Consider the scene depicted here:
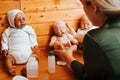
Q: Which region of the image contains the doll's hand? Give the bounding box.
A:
[2,49,8,56]
[32,46,40,54]
[33,45,38,49]
[63,41,71,47]
[54,41,64,50]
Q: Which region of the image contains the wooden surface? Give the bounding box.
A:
[0,0,84,48]
[0,1,85,79]
[0,48,84,80]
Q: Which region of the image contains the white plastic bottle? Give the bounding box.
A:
[48,51,55,73]
[26,56,38,78]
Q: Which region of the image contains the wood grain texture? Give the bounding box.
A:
[21,0,83,12]
[0,0,84,48]
[0,1,85,79]
[0,48,84,80]
[0,1,20,14]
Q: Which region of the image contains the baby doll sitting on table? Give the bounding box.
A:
[49,20,78,51]
[1,9,39,76]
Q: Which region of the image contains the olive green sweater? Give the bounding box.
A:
[71,17,120,80]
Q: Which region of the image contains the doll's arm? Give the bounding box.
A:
[71,38,79,45]
[24,26,38,48]
[1,28,10,52]
[32,45,40,55]
[49,36,57,48]
[75,34,85,45]
[67,33,78,45]
[66,23,77,38]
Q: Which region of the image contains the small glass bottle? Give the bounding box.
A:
[26,56,38,78]
[48,51,55,73]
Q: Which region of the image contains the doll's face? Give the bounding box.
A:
[14,13,26,29]
[54,23,67,37]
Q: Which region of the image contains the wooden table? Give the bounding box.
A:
[0,48,83,80]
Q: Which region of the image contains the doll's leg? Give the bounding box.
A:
[5,54,16,76]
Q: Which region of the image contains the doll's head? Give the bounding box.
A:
[80,15,93,30]
[53,21,67,37]
[7,9,26,29]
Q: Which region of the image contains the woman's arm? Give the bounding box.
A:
[54,43,76,66]
[54,44,85,79]
[49,36,57,48]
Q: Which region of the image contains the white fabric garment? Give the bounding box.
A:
[1,9,38,64]
[77,26,98,34]
[1,26,38,64]
[7,9,24,28]
[50,33,74,47]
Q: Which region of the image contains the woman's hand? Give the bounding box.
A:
[54,41,64,50]
[54,45,77,65]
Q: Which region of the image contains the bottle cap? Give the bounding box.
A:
[49,50,54,56]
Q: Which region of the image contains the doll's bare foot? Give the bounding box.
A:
[21,67,26,77]
[8,66,16,76]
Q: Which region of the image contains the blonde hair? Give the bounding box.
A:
[86,0,120,15]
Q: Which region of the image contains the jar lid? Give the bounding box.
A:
[12,75,29,80]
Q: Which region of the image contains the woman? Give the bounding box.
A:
[54,0,120,80]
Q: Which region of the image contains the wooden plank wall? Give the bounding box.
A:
[0,0,84,49]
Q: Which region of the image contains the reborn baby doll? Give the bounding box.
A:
[77,15,98,35]
[67,15,98,47]
[49,20,78,50]
[1,9,39,76]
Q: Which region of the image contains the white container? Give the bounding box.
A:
[48,51,55,73]
[26,57,38,78]
[13,76,29,80]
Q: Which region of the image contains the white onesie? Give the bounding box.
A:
[50,33,74,47]
[1,26,38,64]
[77,26,98,34]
